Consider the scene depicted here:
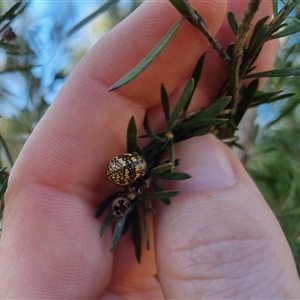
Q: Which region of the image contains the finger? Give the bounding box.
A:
[154,135,300,298]
[0,0,227,299]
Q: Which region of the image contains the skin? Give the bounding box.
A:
[0,0,300,298]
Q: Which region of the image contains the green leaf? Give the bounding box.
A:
[109,19,183,91]
[67,0,118,36]
[143,113,166,143]
[246,16,269,55]
[180,118,228,130]
[136,199,156,215]
[270,22,300,39]
[139,190,179,199]
[168,78,195,128]
[151,181,170,205]
[160,84,170,124]
[147,162,173,178]
[154,172,191,180]
[0,41,22,54]
[190,96,231,121]
[234,79,259,126]
[169,139,175,172]
[100,208,114,237]
[0,2,22,23]
[143,211,150,250]
[227,11,239,35]
[127,116,137,153]
[250,91,295,107]
[110,216,127,251]
[168,0,186,14]
[0,178,8,200]
[245,68,300,79]
[272,0,278,18]
[183,53,206,114]
[0,134,13,167]
[94,192,119,218]
[131,208,142,263]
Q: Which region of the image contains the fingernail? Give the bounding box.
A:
[166,134,236,193]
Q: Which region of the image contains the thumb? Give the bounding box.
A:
[154,134,300,299]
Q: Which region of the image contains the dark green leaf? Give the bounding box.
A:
[272,0,278,18]
[247,16,269,55]
[109,19,183,91]
[110,216,127,251]
[245,68,300,79]
[139,190,179,199]
[191,96,231,121]
[168,0,186,14]
[192,127,210,137]
[100,208,114,237]
[183,53,206,114]
[0,178,8,199]
[0,41,22,54]
[270,22,300,39]
[154,172,191,180]
[127,116,137,153]
[0,2,22,23]
[227,11,239,35]
[94,192,119,218]
[67,0,119,36]
[168,78,195,128]
[151,181,170,205]
[169,139,175,172]
[180,118,228,130]
[250,92,295,107]
[131,208,142,263]
[0,134,13,167]
[161,84,170,124]
[143,211,150,250]
[143,113,166,143]
[136,199,156,215]
[234,79,259,126]
[147,162,173,178]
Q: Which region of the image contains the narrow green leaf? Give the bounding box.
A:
[154,172,191,180]
[143,211,150,250]
[246,16,269,55]
[67,0,119,36]
[139,190,179,199]
[146,162,173,178]
[160,84,170,124]
[94,192,119,218]
[168,0,186,14]
[110,216,127,251]
[127,116,137,153]
[245,68,300,79]
[270,22,300,39]
[0,2,22,23]
[168,78,195,128]
[191,96,231,121]
[0,41,22,54]
[100,208,114,237]
[192,127,210,137]
[234,79,259,126]
[183,53,206,114]
[151,181,170,205]
[250,92,295,107]
[180,118,228,130]
[0,178,8,200]
[136,199,156,215]
[109,19,183,91]
[131,208,142,263]
[0,134,13,167]
[143,113,166,143]
[227,11,239,35]
[169,139,175,172]
[272,0,278,18]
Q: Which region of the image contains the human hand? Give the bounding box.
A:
[1,0,300,298]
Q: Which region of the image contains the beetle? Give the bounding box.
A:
[107,152,146,186]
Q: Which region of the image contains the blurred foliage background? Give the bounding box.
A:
[0,1,299,275]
